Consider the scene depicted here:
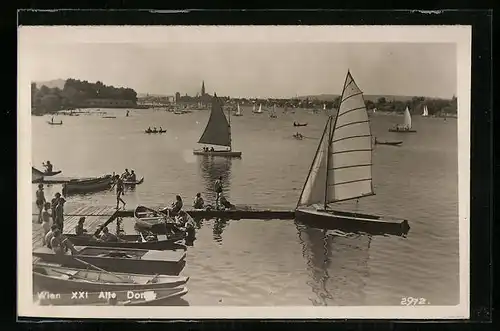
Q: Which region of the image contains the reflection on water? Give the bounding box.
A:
[212,218,229,243]
[198,156,232,204]
[297,222,372,306]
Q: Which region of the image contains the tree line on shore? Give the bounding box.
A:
[31,79,138,115]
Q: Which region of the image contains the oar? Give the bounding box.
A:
[145,273,160,284]
[72,257,131,283]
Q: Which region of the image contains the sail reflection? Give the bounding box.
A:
[296,222,371,306]
[198,156,232,204]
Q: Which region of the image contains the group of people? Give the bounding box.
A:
[42,161,54,173]
[202,147,216,152]
[146,126,164,132]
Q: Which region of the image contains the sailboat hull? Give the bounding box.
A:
[193,150,242,158]
[295,208,410,236]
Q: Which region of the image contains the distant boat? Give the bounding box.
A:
[102,116,116,119]
[293,122,308,127]
[374,138,403,146]
[47,120,62,125]
[422,105,429,117]
[323,103,326,110]
[295,70,410,235]
[269,105,277,118]
[193,93,242,158]
[389,106,417,133]
[234,103,243,116]
[253,104,263,114]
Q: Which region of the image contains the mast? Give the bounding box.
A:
[228,100,232,151]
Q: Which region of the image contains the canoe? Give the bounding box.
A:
[35,286,188,306]
[43,170,62,176]
[63,233,186,250]
[388,128,417,133]
[62,175,113,195]
[47,121,63,125]
[293,134,304,140]
[123,177,144,185]
[33,263,189,293]
[375,140,403,146]
[102,116,117,119]
[32,246,186,275]
[192,150,242,158]
[293,122,307,127]
[145,130,166,134]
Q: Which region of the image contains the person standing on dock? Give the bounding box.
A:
[41,203,53,245]
[55,197,66,233]
[111,175,126,209]
[214,176,223,208]
[51,192,61,223]
[35,184,46,223]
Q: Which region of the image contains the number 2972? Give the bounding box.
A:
[400,297,430,306]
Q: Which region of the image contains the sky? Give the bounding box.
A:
[22,42,457,99]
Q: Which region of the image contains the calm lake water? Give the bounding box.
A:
[31,107,459,306]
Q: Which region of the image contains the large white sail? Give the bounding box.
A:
[236,103,242,115]
[258,104,262,113]
[403,106,412,128]
[422,105,428,117]
[198,94,232,147]
[297,71,374,208]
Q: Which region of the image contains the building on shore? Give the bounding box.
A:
[175,81,212,108]
[81,98,136,108]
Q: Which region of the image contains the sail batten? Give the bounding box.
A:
[337,106,366,118]
[198,95,232,147]
[332,134,372,144]
[341,91,363,103]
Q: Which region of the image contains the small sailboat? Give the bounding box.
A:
[234,103,243,116]
[422,105,429,117]
[254,104,263,114]
[193,94,242,158]
[323,103,326,111]
[389,106,417,133]
[295,71,410,236]
[269,105,277,118]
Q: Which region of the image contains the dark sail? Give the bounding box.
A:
[198,94,231,147]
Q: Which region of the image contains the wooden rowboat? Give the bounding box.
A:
[32,246,187,275]
[47,121,63,125]
[33,264,189,293]
[62,175,113,195]
[123,177,144,185]
[63,233,186,250]
[375,140,403,146]
[293,122,308,127]
[35,286,188,306]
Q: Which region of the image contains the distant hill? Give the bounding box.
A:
[34,79,66,90]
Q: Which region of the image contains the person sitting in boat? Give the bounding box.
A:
[219,194,235,210]
[129,170,137,182]
[153,127,157,132]
[193,193,204,209]
[210,147,215,152]
[121,169,131,180]
[98,226,119,242]
[50,229,77,255]
[43,161,53,173]
[159,126,163,132]
[75,217,88,236]
[44,224,58,248]
[147,126,152,132]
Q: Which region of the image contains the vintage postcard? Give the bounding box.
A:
[18,25,471,319]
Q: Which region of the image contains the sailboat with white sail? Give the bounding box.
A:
[422,105,429,117]
[389,106,417,133]
[253,104,263,114]
[295,71,410,235]
[269,104,277,118]
[193,94,242,158]
[234,103,243,116]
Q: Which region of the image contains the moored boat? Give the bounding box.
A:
[35,286,188,306]
[293,122,308,127]
[63,233,186,250]
[33,245,187,275]
[295,70,410,236]
[193,93,242,158]
[62,175,113,195]
[47,120,63,125]
[33,264,189,293]
[388,107,417,133]
[374,139,403,146]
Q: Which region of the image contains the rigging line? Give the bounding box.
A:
[326,192,376,204]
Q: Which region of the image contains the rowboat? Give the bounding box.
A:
[63,233,186,250]
[47,121,63,125]
[293,133,304,140]
[293,122,308,127]
[388,107,417,133]
[123,177,144,185]
[102,116,117,119]
[33,263,189,292]
[62,175,113,195]
[193,93,242,158]
[145,130,166,134]
[33,246,186,275]
[374,140,403,146]
[35,286,188,306]
[135,206,194,238]
[32,167,62,177]
[295,71,410,236]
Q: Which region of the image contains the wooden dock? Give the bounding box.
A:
[32,204,117,252]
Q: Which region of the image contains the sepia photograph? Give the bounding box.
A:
[18,25,471,319]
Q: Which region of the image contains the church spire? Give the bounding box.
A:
[201,80,206,96]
